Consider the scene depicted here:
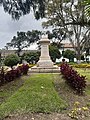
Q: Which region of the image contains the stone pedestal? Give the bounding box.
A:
[30,35,59,73]
[37,36,53,68]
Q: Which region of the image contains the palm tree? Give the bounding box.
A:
[84,0,90,19]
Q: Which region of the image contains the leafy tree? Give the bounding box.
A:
[6,30,41,57]
[49,45,61,62]
[43,0,90,62]
[26,30,41,44]
[21,51,40,64]
[0,0,46,20]
[4,54,20,68]
[6,31,28,57]
[63,50,76,62]
[46,29,67,43]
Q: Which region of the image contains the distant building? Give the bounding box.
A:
[0,49,37,59]
[59,42,75,54]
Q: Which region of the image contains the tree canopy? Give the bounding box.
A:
[6,30,41,56]
[0,0,46,20]
[43,0,90,61]
[63,49,76,62]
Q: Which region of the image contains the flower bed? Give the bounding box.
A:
[71,64,90,69]
[60,63,86,94]
[0,64,29,86]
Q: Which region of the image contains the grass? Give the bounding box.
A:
[0,75,28,105]
[76,68,90,108]
[76,68,90,110]
[74,68,90,96]
[75,68,90,81]
[0,74,67,119]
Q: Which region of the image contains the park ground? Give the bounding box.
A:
[0,68,90,120]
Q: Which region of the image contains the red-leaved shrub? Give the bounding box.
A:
[17,64,29,75]
[0,67,5,85]
[60,63,86,94]
[0,64,29,86]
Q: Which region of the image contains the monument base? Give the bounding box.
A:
[37,59,53,68]
[29,65,60,73]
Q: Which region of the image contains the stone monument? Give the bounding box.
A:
[30,35,59,73]
[37,35,53,68]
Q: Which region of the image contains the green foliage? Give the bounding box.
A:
[46,29,67,42]
[63,50,76,62]
[21,51,40,64]
[0,74,67,119]
[7,32,27,56]
[4,54,20,68]
[0,0,46,20]
[22,44,61,63]
[83,0,90,18]
[43,0,90,61]
[49,45,61,62]
[6,30,41,56]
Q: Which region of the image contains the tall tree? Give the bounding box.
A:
[46,29,67,45]
[0,0,46,20]
[6,30,41,56]
[6,31,28,56]
[43,0,90,62]
[26,30,41,44]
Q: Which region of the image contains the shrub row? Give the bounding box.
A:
[0,64,29,86]
[60,63,86,94]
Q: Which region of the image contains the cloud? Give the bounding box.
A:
[0,6,45,49]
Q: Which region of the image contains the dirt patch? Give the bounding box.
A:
[4,113,72,120]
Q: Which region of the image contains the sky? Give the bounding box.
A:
[0,6,46,50]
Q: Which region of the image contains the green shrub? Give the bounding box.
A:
[4,54,20,68]
[21,51,40,64]
[63,50,76,62]
[49,45,61,62]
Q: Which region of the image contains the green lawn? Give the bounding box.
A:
[75,68,90,81]
[0,74,67,119]
[0,75,28,105]
[78,69,90,107]
[74,68,90,95]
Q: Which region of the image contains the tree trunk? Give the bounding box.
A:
[76,47,81,64]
